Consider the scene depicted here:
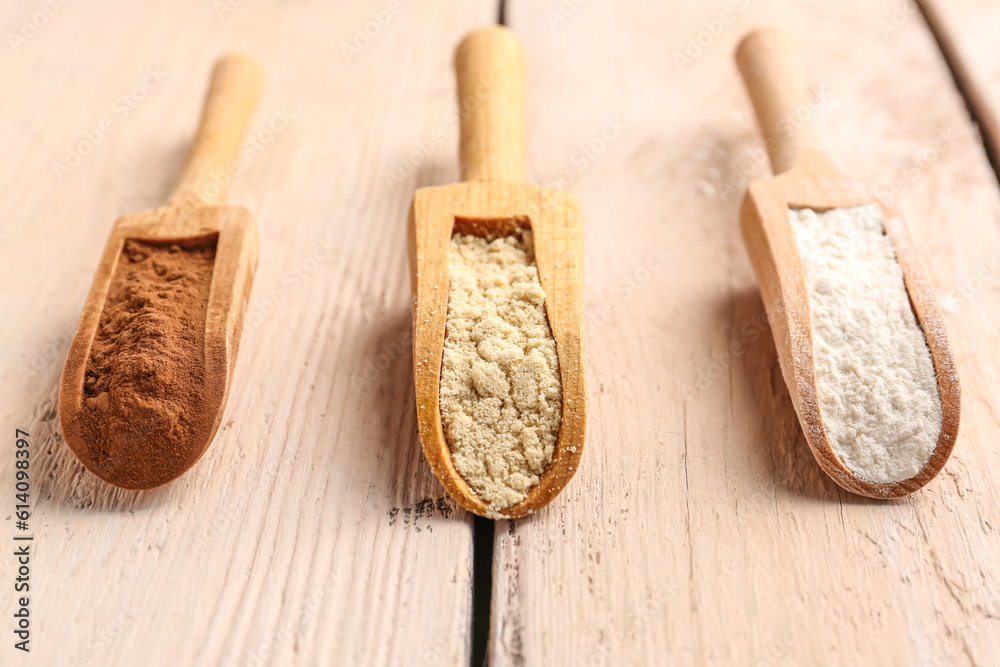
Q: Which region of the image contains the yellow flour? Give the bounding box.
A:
[440,232,562,517]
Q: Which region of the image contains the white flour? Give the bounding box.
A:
[440,232,562,516]
[789,205,941,483]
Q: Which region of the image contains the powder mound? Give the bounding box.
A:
[79,237,216,488]
[790,205,942,483]
[440,232,562,517]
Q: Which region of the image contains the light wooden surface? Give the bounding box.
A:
[920,0,1000,169]
[493,0,1000,664]
[409,26,587,518]
[2,1,1000,666]
[735,28,960,498]
[0,1,494,665]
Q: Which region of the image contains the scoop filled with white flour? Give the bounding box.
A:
[439,232,562,517]
[790,204,942,483]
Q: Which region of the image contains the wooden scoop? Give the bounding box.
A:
[59,55,264,489]
[735,29,960,497]
[408,26,586,518]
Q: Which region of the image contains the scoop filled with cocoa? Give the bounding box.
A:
[59,54,265,489]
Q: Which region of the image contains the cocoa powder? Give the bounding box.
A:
[78,236,217,488]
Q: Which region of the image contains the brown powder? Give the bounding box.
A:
[78,236,217,488]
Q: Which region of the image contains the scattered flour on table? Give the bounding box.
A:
[790,204,941,483]
[440,232,562,517]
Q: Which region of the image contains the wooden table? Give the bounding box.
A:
[1,0,999,664]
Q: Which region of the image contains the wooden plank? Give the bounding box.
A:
[918,0,1000,169]
[497,0,1000,664]
[0,1,495,665]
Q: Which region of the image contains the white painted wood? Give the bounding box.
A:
[495,1,1000,664]
[919,0,1000,165]
[5,1,1000,665]
[0,1,496,665]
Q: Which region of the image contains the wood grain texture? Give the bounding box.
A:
[918,0,1000,170]
[0,1,496,665]
[736,29,960,498]
[409,26,587,518]
[495,0,1000,664]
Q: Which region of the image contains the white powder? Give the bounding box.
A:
[790,205,942,483]
[440,232,562,517]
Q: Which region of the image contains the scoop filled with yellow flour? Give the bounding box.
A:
[440,232,562,517]
[790,205,942,483]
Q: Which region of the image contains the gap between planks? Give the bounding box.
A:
[917,0,1000,184]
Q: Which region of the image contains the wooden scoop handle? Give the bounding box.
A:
[735,29,828,175]
[169,54,265,208]
[454,26,526,184]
